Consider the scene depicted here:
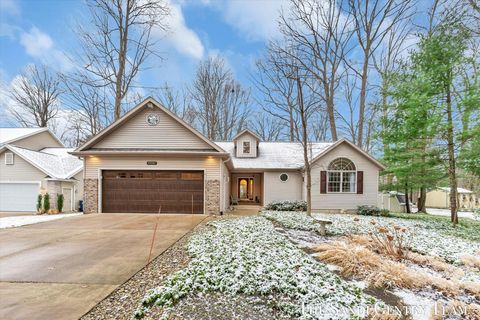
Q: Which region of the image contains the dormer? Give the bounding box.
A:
[233,129,260,158]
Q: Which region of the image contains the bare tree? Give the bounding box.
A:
[279,0,353,141]
[250,112,284,141]
[344,0,413,148]
[190,56,250,140]
[156,84,197,124]
[253,42,298,141]
[76,0,169,120]
[9,65,61,127]
[62,72,112,142]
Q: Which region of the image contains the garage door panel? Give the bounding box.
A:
[102,170,204,214]
[0,183,39,212]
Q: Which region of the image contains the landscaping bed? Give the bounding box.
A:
[135,216,378,320]
[263,211,480,320]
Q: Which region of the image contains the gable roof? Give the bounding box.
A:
[309,138,385,170]
[215,142,333,169]
[1,145,83,179]
[233,129,261,142]
[73,97,226,154]
[0,128,63,147]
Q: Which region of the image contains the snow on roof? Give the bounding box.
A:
[438,187,473,194]
[215,142,333,169]
[0,128,46,145]
[7,145,82,179]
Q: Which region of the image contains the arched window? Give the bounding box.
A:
[327,158,356,193]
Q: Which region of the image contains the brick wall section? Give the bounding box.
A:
[205,179,220,215]
[83,179,98,213]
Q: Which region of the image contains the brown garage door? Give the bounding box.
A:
[102,170,204,214]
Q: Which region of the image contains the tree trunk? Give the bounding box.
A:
[357,50,370,149]
[326,94,337,141]
[405,187,411,213]
[446,83,458,225]
[417,187,427,213]
[296,77,311,216]
[114,1,130,120]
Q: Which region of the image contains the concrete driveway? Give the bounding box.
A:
[0,213,206,320]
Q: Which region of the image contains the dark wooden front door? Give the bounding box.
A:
[102,170,204,213]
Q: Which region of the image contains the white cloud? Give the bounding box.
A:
[155,1,205,60]
[18,27,73,71]
[219,0,288,41]
[20,27,53,57]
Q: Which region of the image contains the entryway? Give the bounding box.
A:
[231,173,263,205]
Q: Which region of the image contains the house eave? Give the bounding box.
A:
[70,150,231,157]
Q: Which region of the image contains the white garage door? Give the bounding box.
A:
[0,182,40,212]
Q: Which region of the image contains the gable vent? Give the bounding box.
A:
[5,152,14,165]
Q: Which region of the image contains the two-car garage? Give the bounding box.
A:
[101,170,204,214]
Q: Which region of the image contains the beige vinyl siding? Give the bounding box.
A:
[425,190,478,209]
[93,108,213,150]
[13,131,63,151]
[235,132,258,158]
[425,189,449,208]
[0,150,46,187]
[263,171,303,205]
[85,155,221,181]
[310,143,379,210]
[221,162,230,212]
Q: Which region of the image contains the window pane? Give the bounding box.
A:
[243,141,250,153]
[328,172,341,192]
[342,172,356,192]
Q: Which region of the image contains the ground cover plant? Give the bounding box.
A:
[262,211,480,319]
[135,216,378,319]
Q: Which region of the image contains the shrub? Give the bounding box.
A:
[37,194,42,212]
[357,205,385,216]
[57,194,64,213]
[43,193,50,212]
[264,200,307,211]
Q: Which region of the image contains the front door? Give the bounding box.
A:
[238,178,254,200]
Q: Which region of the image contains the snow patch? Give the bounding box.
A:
[0,213,82,228]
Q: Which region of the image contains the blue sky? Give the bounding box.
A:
[0,0,286,112]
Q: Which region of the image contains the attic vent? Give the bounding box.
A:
[5,152,14,165]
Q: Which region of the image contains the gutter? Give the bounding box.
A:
[69,151,231,157]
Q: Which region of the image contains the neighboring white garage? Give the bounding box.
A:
[0,182,40,212]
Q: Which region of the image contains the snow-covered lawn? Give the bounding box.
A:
[0,213,82,229]
[136,216,377,319]
[262,211,480,263]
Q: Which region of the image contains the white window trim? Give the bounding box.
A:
[327,170,357,194]
[5,152,14,165]
[279,173,289,182]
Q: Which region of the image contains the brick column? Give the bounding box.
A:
[83,179,98,213]
[205,179,220,215]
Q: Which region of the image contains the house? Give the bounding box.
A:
[71,98,384,214]
[426,187,479,210]
[0,128,83,212]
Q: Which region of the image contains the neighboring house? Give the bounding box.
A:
[426,187,479,210]
[0,128,83,212]
[72,98,384,215]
